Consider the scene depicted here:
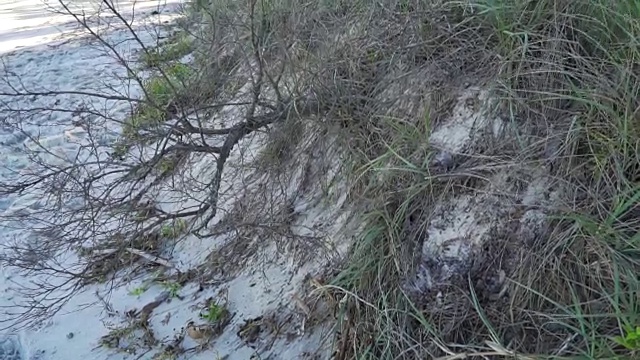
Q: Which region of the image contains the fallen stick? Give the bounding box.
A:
[125,247,176,269]
[89,247,175,268]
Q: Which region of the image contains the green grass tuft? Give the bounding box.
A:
[141,34,194,68]
[122,63,193,142]
[160,219,188,239]
[199,302,228,324]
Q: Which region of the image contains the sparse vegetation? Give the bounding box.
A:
[160,219,188,239]
[158,280,181,298]
[122,62,193,142]
[152,352,179,360]
[128,285,149,297]
[315,0,640,359]
[157,156,179,174]
[257,118,306,170]
[615,325,640,351]
[152,354,175,360]
[175,0,640,358]
[199,302,228,324]
[141,33,194,68]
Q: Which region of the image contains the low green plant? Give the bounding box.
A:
[199,302,228,323]
[145,63,192,106]
[111,141,130,160]
[157,157,178,173]
[164,62,192,83]
[128,285,149,297]
[122,63,193,141]
[166,36,194,59]
[614,325,640,350]
[122,106,165,140]
[141,35,194,68]
[153,351,178,360]
[160,219,188,239]
[145,77,174,106]
[159,280,182,298]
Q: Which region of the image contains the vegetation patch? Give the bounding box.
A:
[318,0,640,358]
[99,323,140,353]
[190,298,232,344]
[129,284,149,297]
[158,280,182,299]
[160,218,188,239]
[99,316,156,355]
[121,63,194,145]
[128,275,182,299]
[141,33,194,68]
[199,300,229,324]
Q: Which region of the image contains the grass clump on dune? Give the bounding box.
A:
[474,1,640,357]
[141,33,194,68]
[121,63,193,142]
[257,0,640,358]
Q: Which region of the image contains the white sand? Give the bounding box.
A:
[0,1,186,358]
